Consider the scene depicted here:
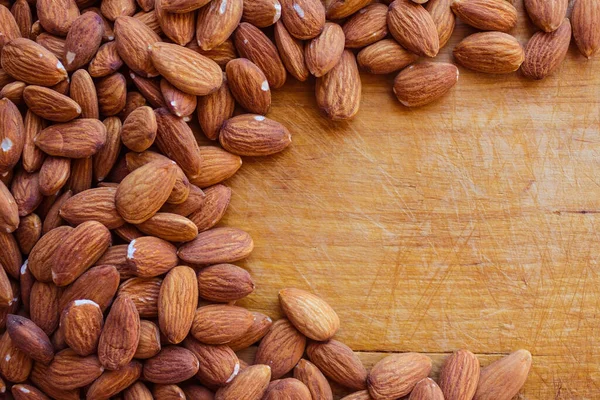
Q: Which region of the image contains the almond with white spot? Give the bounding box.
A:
[215,364,272,400]
[393,62,458,107]
[0,98,24,174]
[226,58,271,115]
[342,4,388,49]
[63,11,104,72]
[196,0,244,51]
[126,236,179,277]
[220,114,291,156]
[1,38,68,86]
[243,0,282,27]
[59,265,120,313]
[161,78,198,119]
[60,299,103,356]
[23,86,81,122]
[183,337,241,386]
[114,16,161,78]
[280,0,325,39]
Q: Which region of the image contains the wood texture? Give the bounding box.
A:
[212,4,599,399]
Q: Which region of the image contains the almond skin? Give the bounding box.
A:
[215,364,271,400]
[190,146,242,188]
[0,330,32,383]
[256,319,307,379]
[64,12,104,71]
[197,263,254,302]
[0,98,25,173]
[226,58,271,115]
[524,0,567,32]
[114,16,161,77]
[87,360,142,400]
[126,236,179,277]
[294,359,334,400]
[96,72,127,116]
[161,184,206,216]
[155,0,195,45]
[98,295,141,370]
[35,33,66,62]
[15,213,42,254]
[274,21,309,82]
[454,31,524,74]
[451,0,517,31]
[439,349,480,400]
[357,39,418,75]
[367,353,433,400]
[279,288,340,341]
[60,186,125,229]
[60,299,103,356]
[158,266,198,344]
[305,22,345,77]
[340,391,373,400]
[59,265,120,312]
[28,226,73,282]
[39,156,70,196]
[134,320,161,358]
[220,114,291,156]
[315,50,361,121]
[11,169,43,217]
[393,62,459,107]
[12,384,51,400]
[178,226,254,264]
[36,0,79,36]
[137,213,198,242]
[35,119,107,158]
[190,304,254,345]
[473,350,532,400]
[161,78,198,118]
[183,337,240,386]
[10,1,28,40]
[101,0,137,21]
[342,4,388,49]
[307,340,368,390]
[125,382,154,400]
[1,38,68,86]
[196,0,243,51]
[119,277,162,318]
[521,18,571,80]
[387,0,439,57]
[197,78,236,140]
[193,39,239,67]
[47,349,103,390]
[426,0,456,48]
[243,0,282,27]
[263,378,312,400]
[6,314,53,364]
[121,106,157,152]
[279,0,325,39]
[409,378,444,400]
[572,0,600,58]
[89,41,124,78]
[143,346,200,384]
[30,362,79,400]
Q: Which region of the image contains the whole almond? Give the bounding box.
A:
[426,0,456,48]
[256,319,306,379]
[15,213,42,254]
[183,337,241,386]
[114,16,161,77]
[93,118,122,182]
[1,38,68,86]
[161,78,198,118]
[39,156,71,196]
[0,80,25,105]
[10,0,31,39]
[178,226,254,264]
[60,299,103,356]
[6,314,53,364]
[188,184,231,232]
[87,360,142,400]
[226,58,271,115]
[121,106,157,152]
[126,236,179,277]
[0,98,24,173]
[0,265,13,307]
[357,39,418,75]
[315,50,361,120]
[0,180,18,233]
[521,18,571,79]
[89,41,124,78]
[220,114,291,156]
[134,319,161,358]
[161,0,212,12]
[243,0,282,27]
[439,349,480,400]
[24,86,81,123]
[524,0,567,32]
[144,346,200,383]
[343,4,388,49]
[0,330,32,383]
[59,265,120,312]
[367,353,432,399]
[101,0,137,20]
[191,304,254,344]
[393,62,458,107]
[190,146,242,188]
[66,157,93,194]
[341,391,373,400]
[197,78,236,140]
[35,119,107,158]
[305,22,345,77]
[30,362,79,400]
[47,348,103,389]
[234,22,287,89]
[307,340,367,390]
[196,0,243,51]
[28,226,72,282]
[454,31,524,74]
[35,33,66,62]
[70,69,100,119]
[63,12,104,71]
[193,38,239,67]
[116,159,178,224]
[155,0,195,45]
[12,384,51,400]
[280,0,325,39]
[197,263,253,302]
[134,9,163,35]
[274,21,309,82]
[228,311,273,351]
[215,364,271,400]
[264,378,312,400]
[279,288,339,341]
[473,350,532,400]
[409,378,444,400]
[0,5,21,50]
[98,295,140,370]
[22,110,45,173]
[125,382,154,400]
[294,359,333,400]
[388,0,439,57]
[96,72,127,116]
[11,169,43,216]
[137,213,197,242]
[154,384,187,399]
[36,0,79,36]
[158,266,198,344]
[161,184,206,216]
[572,0,600,58]
[451,0,517,32]
[42,190,72,234]
[130,74,166,107]
[119,277,162,318]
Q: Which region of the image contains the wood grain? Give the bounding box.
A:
[208,3,600,398]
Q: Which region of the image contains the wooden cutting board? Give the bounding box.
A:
[212,3,600,398]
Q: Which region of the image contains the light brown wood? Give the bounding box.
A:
[210,4,600,399]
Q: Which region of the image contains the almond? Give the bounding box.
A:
[197,78,236,140]
[474,350,532,400]
[87,360,142,400]
[11,170,42,217]
[178,226,254,264]
[161,78,198,118]
[154,384,187,399]
[52,221,112,286]
[60,299,103,357]
[130,74,166,108]
[134,319,161,358]
[116,159,178,224]
[39,156,71,196]
[367,353,432,400]
[12,384,51,400]
[343,4,388,49]
[136,213,197,242]
[0,80,25,105]
[191,304,254,345]
[183,337,240,386]
[0,98,24,173]
[439,349,480,400]
[66,156,93,194]
[315,50,361,120]
[30,362,80,400]
[114,223,144,242]
[256,319,306,379]
[0,265,13,307]
[121,106,157,152]
[125,382,154,400]
[96,72,127,116]
[188,184,231,232]
[572,0,600,58]
[393,62,458,107]
[144,346,200,383]
[425,0,455,48]
[101,0,137,20]
[0,180,18,233]
[158,266,198,344]
[15,213,41,254]
[243,0,282,27]
[35,119,108,158]
[89,41,124,78]
[35,33,66,62]
[161,0,212,12]
[305,22,345,77]
[274,21,309,82]
[183,384,219,399]
[28,226,72,282]
[126,236,179,277]
[47,348,103,389]
[70,69,100,119]
[119,277,162,318]
[197,263,254,302]
[59,265,120,313]
[0,5,21,51]
[60,187,124,229]
[161,184,206,216]
[454,31,524,74]
[307,340,367,390]
[280,0,325,39]
[22,110,45,173]
[155,0,195,45]
[409,378,444,400]
[36,0,79,36]
[341,391,373,400]
[294,359,333,400]
[228,311,273,351]
[521,18,571,79]
[279,288,339,341]
[215,364,271,400]
[451,0,517,32]
[114,16,161,77]
[196,0,243,51]
[234,22,287,88]
[326,0,370,19]
[0,331,32,383]
[10,0,31,39]
[357,39,418,75]
[6,314,53,364]
[134,9,163,35]
[226,58,271,115]
[190,146,242,188]
[119,91,148,119]
[264,378,312,400]
[192,38,239,68]
[98,295,140,370]
[63,11,104,71]
[524,0,567,33]
[220,114,291,156]
[2,37,66,86]
[42,190,72,234]
[388,0,439,57]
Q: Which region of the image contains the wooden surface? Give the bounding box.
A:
[216,2,600,398]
